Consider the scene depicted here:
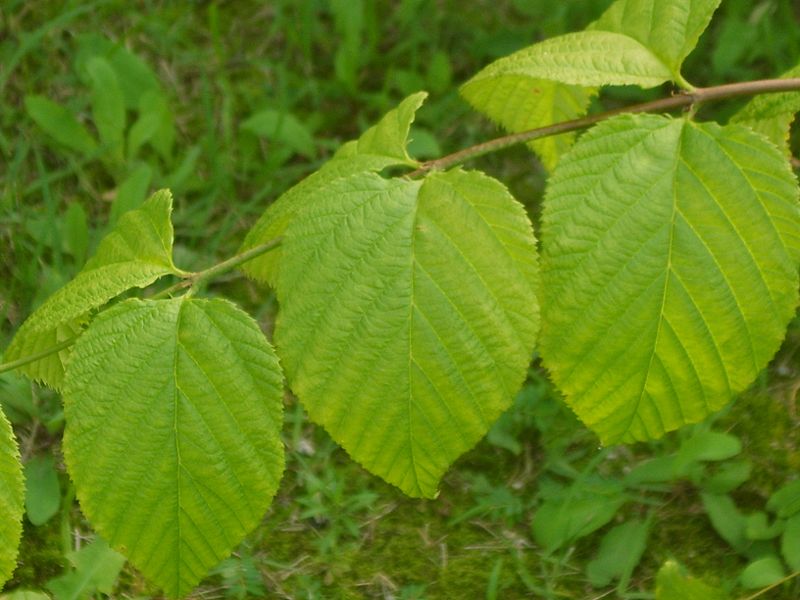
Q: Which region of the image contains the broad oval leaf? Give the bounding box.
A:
[241,108,317,159]
[460,76,595,171]
[63,297,284,598]
[276,169,539,498]
[0,406,24,587]
[239,92,427,287]
[5,190,182,389]
[24,95,97,156]
[540,114,800,444]
[732,63,800,157]
[465,30,672,89]
[592,0,721,80]
[87,56,126,163]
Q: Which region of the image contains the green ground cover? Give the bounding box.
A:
[1,0,799,597]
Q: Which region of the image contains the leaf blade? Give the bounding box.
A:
[465,31,672,88]
[5,189,180,389]
[592,0,722,78]
[0,407,24,588]
[62,297,285,597]
[24,95,97,156]
[240,92,427,287]
[540,114,800,443]
[276,169,539,497]
[731,62,800,157]
[461,75,595,171]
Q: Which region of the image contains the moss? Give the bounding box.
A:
[4,518,64,591]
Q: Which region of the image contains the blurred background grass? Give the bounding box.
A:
[1,0,799,598]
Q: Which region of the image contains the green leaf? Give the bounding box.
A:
[109,163,153,225]
[675,431,741,471]
[745,511,784,541]
[739,556,786,589]
[461,76,594,171]
[732,63,800,157]
[24,95,97,156]
[465,31,671,88]
[46,537,125,600]
[532,480,626,552]
[5,190,181,390]
[87,56,126,163]
[24,454,60,526]
[75,34,161,109]
[701,492,747,552]
[781,513,800,571]
[62,297,285,598]
[63,203,89,266]
[129,90,175,162]
[276,169,539,498]
[655,560,730,600]
[701,460,752,494]
[767,479,800,518]
[241,108,316,159]
[240,92,427,287]
[0,407,24,588]
[592,0,721,80]
[586,519,650,588]
[624,455,678,485]
[540,114,800,444]
[0,592,51,600]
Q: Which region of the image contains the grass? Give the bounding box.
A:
[1,0,800,598]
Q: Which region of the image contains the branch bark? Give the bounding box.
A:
[408,77,800,178]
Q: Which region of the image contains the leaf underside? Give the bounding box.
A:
[461,0,722,169]
[240,92,427,287]
[540,114,800,444]
[467,31,672,88]
[276,169,539,498]
[63,297,285,598]
[0,406,24,588]
[731,62,800,157]
[4,190,180,389]
[591,0,722,78]
[461,76,595,171]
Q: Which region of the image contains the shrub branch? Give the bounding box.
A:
[2,76,799,375]
[408,77,800,177]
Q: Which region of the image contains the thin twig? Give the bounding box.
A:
[408,77,800,177]
[3,76,799,375]
[0,237,282,374]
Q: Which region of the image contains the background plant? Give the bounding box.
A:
[2,0,800,598]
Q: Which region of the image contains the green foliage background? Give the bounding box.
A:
[1,0,800,598]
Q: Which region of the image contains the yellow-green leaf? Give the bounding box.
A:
[276,169,539,498]
[540,114,800,444]
[63,297,284,598]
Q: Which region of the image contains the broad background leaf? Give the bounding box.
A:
[63,297,284,598]
[23,454,60,526]
[540,114,800,444]
[46,537,125,600]
[5,190,181,390]
[241,108,317,159]
[276,169,539,498]
[24,95,97,156]
[731,62,800,156]
[87,56,125,163]
[0,407,24,588]
[239,92,426,287]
